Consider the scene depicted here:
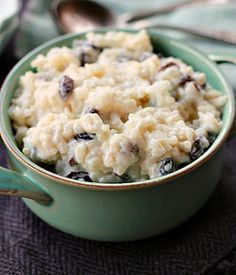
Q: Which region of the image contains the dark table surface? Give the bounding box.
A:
[1,1,236,274]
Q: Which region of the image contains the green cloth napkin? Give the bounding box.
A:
[15,0,236,88]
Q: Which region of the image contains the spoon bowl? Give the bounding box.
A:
[51,0,117,33]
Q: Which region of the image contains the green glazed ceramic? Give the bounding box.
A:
[0,29,235,242]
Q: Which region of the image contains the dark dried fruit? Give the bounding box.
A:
[69,157,77,166]
[79,52,86,67]
[159,62,177,72]
[189,136,208,161]
[73,40,102,66]
[59,75,74,100]
[87,108,98,114]
[129,143,139,154]
[159,158,175,176]
[179,75,194,85]
[66,171,92,182]
[74,132,96,141]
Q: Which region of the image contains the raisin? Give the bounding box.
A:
[69,157,77,166]
[87,108,98,114]
[74,132,96,141]
[79,52,86,67]
[66,171,92,182]
[159,62,177,72]
[179,75,194,85]
[189,136,208,161]
[73,40,102,66]
[129,143,139,154]
[59,75,74,100]
[159,158,175,176]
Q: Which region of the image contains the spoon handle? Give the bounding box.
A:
[120,0,223,23]
[132,22,236,46]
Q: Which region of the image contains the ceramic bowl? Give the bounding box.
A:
[0,29,235,241]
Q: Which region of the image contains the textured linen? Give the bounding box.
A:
[1,0,236,274]
[0,140,236,274]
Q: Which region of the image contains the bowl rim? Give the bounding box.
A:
[0,28,235,190]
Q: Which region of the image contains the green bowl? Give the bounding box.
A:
[0,29,235,241]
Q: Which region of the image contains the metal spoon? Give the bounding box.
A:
[51,0,236,45]
[51,0,210,32]
[51,0,230,32]
[51,0,116,33]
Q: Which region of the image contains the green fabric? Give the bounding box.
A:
[15,0,236,88]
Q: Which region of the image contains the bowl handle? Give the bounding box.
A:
[208,54,236,139]
[0,138,52,205]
